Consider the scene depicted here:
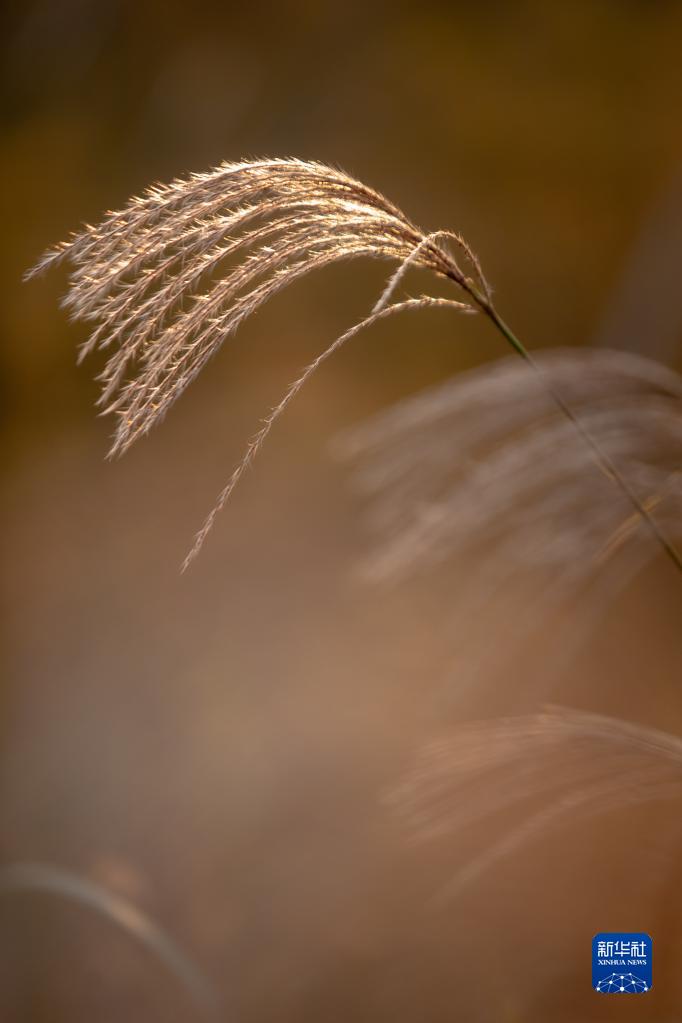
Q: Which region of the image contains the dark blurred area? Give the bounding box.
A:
[2,2,682,1020]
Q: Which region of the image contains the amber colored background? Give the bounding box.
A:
[2,2,682,1020]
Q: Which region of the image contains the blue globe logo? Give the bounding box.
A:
[592,933,652,993]
[596,972,648,993]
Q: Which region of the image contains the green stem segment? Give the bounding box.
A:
[463,279,682,577]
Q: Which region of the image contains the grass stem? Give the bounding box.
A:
[461,278,682,578]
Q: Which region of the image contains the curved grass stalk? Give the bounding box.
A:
[0,862,220,1017]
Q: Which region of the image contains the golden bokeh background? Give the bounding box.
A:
[2,2,682,1020]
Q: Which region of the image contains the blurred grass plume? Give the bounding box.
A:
[338,348,682,585]
[389,707,682,903]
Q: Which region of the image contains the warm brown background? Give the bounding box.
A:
[2,2,682,1021]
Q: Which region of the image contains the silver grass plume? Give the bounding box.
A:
[26,158,478,567]
[388,707,682,903]
[27,158,681,571]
